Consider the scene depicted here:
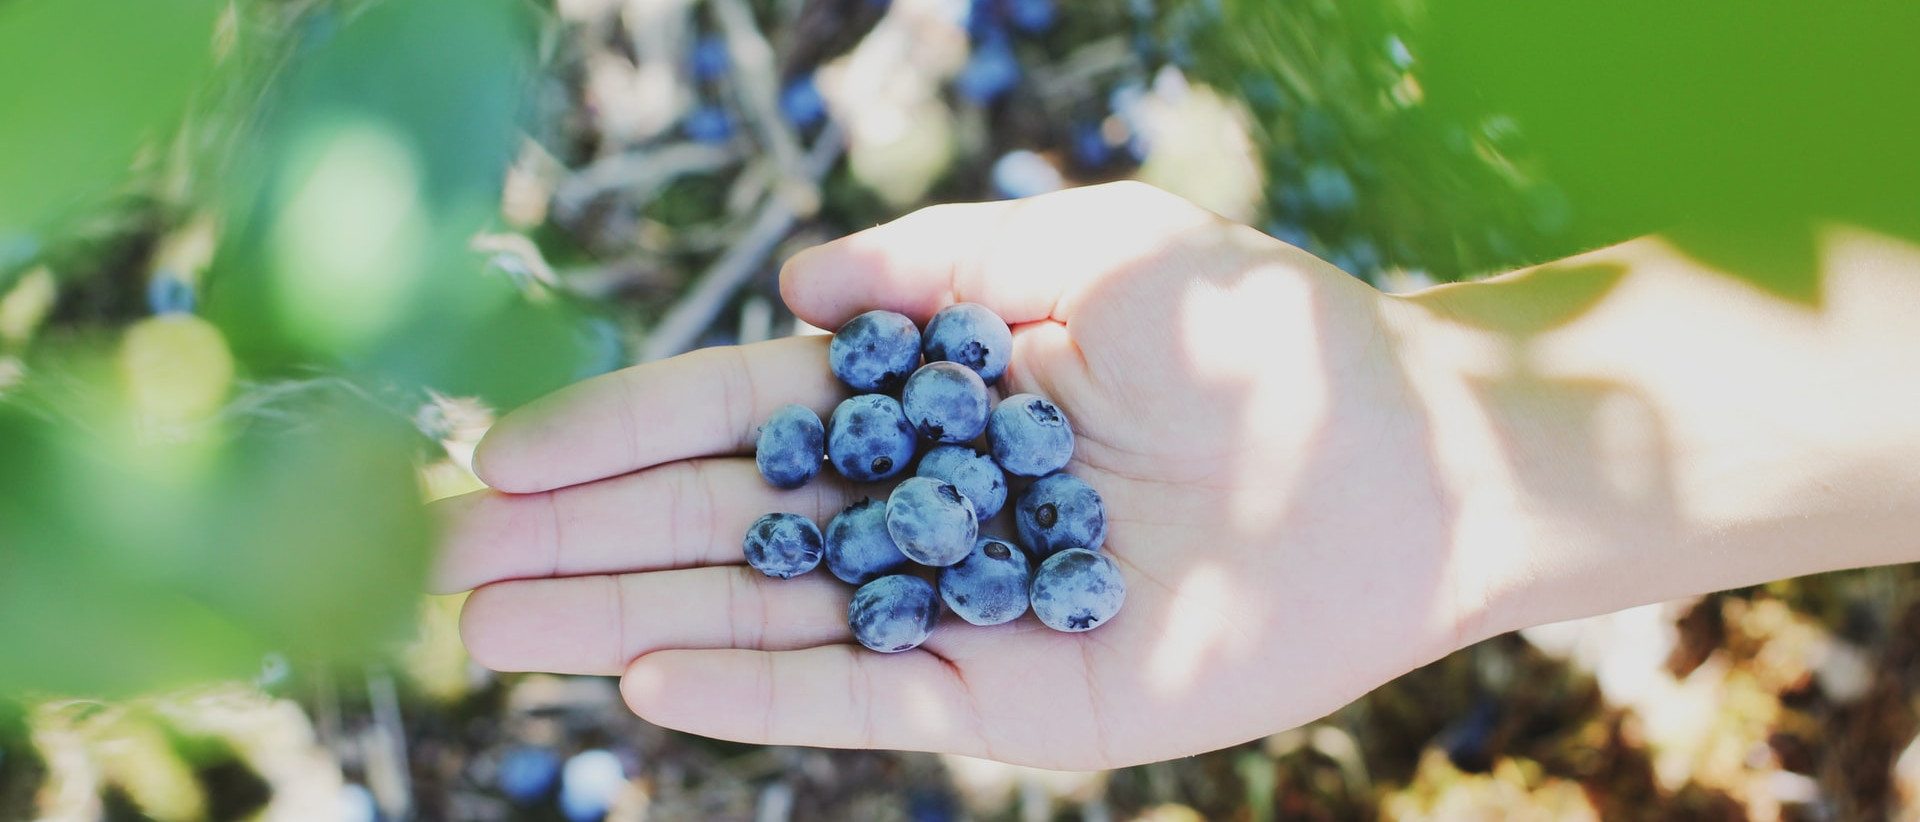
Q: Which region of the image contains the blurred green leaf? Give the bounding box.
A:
[0,0,222,234]
[0,390,431,698]
[1419,0,1920,299]
[207,0,587,407]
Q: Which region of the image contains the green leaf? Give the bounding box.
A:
[207,0,587,406]
[0,390,431,698]
[0,0,222,233]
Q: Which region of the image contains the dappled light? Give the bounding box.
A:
[4,0,1918,817]
[268,121,430,354]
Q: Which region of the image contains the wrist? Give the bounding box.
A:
[1375,287,1537,647]
[1386,229,1920,643]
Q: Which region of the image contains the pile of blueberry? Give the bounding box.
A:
[747,303,1125,653]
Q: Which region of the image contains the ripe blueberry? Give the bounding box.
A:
[559,749,627,822]
[938,538,1032,626]
[824,497,911,585]
[755,403,825,489]
[827,394,917,482]
[915,444,1008,521]
[1015,472,1106,558]
[1030,548,1125,632]
[830,310,922,392]
[921,302,1013,384]
[496,746,560,804]
[901,361,990,443]
[986,393,1074,476]
[742,512,823,579]
[885,476,978,567]
[849,575,939,653]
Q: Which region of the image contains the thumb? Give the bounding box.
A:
[778,181,1221,331]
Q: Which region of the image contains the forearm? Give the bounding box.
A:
[1387,228,1920,640]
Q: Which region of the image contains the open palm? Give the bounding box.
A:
[435,183,1482,769]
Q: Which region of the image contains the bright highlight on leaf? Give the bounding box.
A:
[270,121,429,353]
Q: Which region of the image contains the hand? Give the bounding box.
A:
[433,182,1485,770]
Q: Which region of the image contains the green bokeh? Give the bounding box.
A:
[0,0,222,235]
[207,0,591,409]
[0,390,431,697]
[0,0,587,698]
[1202,0,1920,294]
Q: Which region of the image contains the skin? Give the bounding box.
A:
[433,181,1920,770]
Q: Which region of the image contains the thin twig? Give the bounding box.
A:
[711,0,818,215]
[638,121,844,362]
[551,142,738,224]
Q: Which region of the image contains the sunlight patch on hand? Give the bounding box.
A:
[1178,269,1329,534]
[1145,563,1256,697]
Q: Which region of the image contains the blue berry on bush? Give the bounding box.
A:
[780,73,826,129]
[743,512,823,579]
[987,393,1074,476]
[690,34,730,82]
[755,403,825,489]
[1006,0,1057,34]
[886,476,978,567]
[825,497,911,584]
[849,574,940,653]
[938,538,1032,626]
[1015,472,1105,558]
[559,749,627,822]
[830,310,922,392]
[902,361,991,443]
[497,746,561,804]
[684,104,734,144]
[915,445,1007,521]
[827,394,918,482]
[922,302,1013,384]
[1030,548,1125,632]
[954,30,1020,105]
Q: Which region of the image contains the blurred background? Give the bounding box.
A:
[1,0,1916,818]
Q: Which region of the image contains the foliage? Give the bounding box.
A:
[0,0,596,697]
[1200,0,1920,295]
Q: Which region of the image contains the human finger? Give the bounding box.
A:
[473,335,842,494]
[429,459,864,595]
[459,568,852,676]
[620,645,990,757]
[778,181,1220,330]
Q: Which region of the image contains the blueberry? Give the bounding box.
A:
[938,538,1032,626]
[743,512,823,579]
[756,404,825,489]
[830,310,922,392]
[148,270,195,315]
[921,302,1013,384]
[1072,122,1112,168]
[690,34,730,82]
[827,394,917,482]
[1015,472,1105,559]
[685,104,734,144]
[1303,162,1357,215]
[986,393,1074,477]
[825,498,911,584]
[1029,548,1125,633]
[849,575,939,653]
[559,749,627,822]
[901,362,990,443]
[954,30,1020,105]
[1005,0,1056,34]
[885,476,978,567]
[339,784,378,822]
[497,746,561,804]
[915,445,1008,521]
[780,73,827,129]
[991,149,1065,200]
